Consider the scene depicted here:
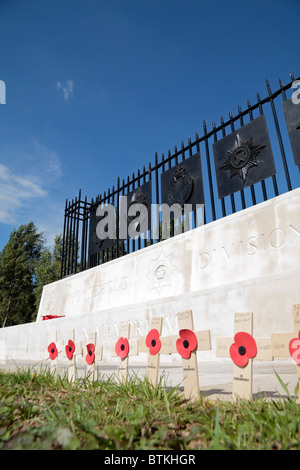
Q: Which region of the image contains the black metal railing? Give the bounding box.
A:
[61,72,300,278]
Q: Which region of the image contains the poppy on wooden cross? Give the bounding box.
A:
[46,331,63,375]
[139,317,163,387]
[271,304,300,402]
[111,323,139,383]
[176,310,211,401]
[153,310,211,401]
[62,329,83,383]
[216,312,273,400]
[84,331,103,382]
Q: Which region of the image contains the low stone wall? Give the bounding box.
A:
[0,188,299,366]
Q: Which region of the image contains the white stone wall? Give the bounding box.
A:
[0,188,299,366]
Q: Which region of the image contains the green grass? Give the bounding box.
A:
[0,368,299,450]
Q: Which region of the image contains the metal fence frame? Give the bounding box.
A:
[61,72,300,278]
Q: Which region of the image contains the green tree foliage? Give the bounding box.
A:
[0,223,62,327]
[0,222,44,327]
[34,234,62,314]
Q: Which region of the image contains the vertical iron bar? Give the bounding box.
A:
[137,170,141,251]
[66,201,71,275]
[126,178,130,254]
[142,165,147,249]
[266,78,292,191]
[181,141,190,233]
[188,136,193,157]
[174,145,178,166]
[74,190,80,274]
[181,141,185,161]
[102,191,107,263]
[70,198,74,273]
[279,78,287,101]
[131,173,136,253]
[121,180,125,256]
[111,185,115,260]
[148,162,153,245]
[228,111,236,214]
[238,104,256,206]
[214,119,225,218]
[71,197,77,274]
[116,177,120,258]
[257,92,279,196]
[61,199,67,278]
[248,98,267,201]
[80,197,87,272]
[196,132,206,225]
[107,188,111,261]
[155,152,160,242]
[203,120,216,221]
[188,136,196,228]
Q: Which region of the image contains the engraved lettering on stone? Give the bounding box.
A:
[198,224,299,270]
[268,228,286,248]
[70,276,129,303]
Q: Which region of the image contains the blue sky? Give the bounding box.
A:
[0,0,299,251]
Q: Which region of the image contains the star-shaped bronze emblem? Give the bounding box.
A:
[220,134,265,182]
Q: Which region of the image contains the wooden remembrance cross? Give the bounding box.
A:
[176,310,211,401]
[84,331,103,382]
[157,310,211,401]
[139,317,163,387]
[62,329,83,383]
[46,330,63,375]
[271,304,300,402]
[216,312,273,400]
[112,323,139,383]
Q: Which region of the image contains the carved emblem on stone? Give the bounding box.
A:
[219,134,265,182]
[146,251,176,294]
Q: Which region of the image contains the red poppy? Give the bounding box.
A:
[146,329,161,356]
[48,342,58,360]
[65,339,75,360]
[115,337,129,359]
[230,332,257,367]
[86,343,95,365]
[176,329,198,359]
[42,315,65,320]
[289,331,300,365]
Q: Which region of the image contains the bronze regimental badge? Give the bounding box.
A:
[160,152,205,219]
[88,204,114,263]
[120,181,152,239]
[212,115,276,199]
[127,189,150,234]
[219,134,265,182]
[167,166,194,206]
